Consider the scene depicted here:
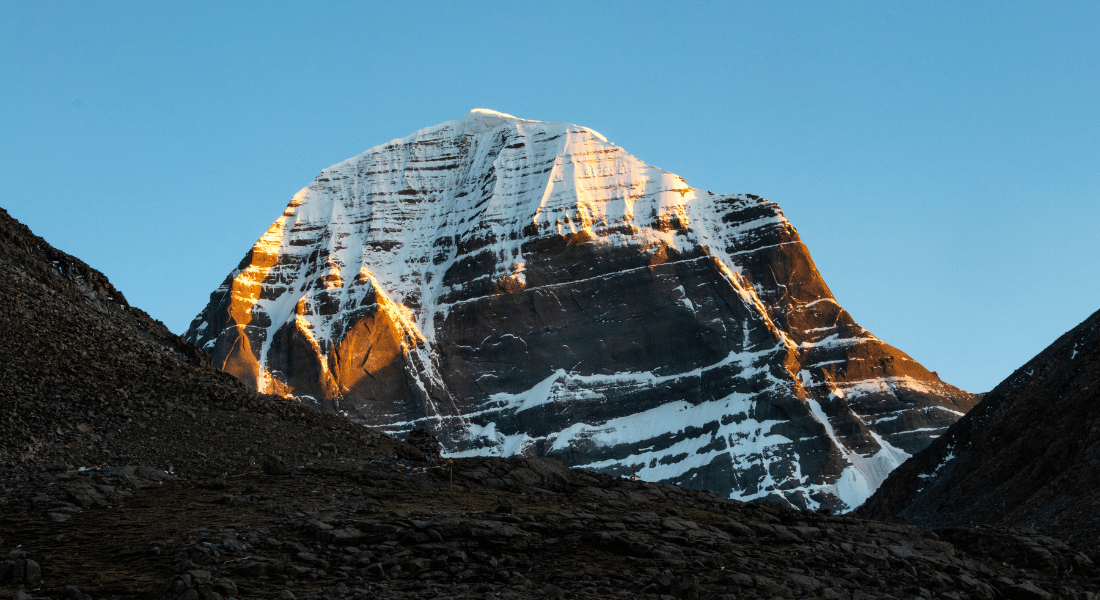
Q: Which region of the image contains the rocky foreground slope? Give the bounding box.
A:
[3,209,1099,599]
[6,453,1100,600]
[0,208,391,481]
[186,109,977,512]
[858,307,1100,547]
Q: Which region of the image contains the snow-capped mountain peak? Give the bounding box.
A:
[187,110,978,512]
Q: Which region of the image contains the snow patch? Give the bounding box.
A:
[917,443,957,482]
[805,397,911,511]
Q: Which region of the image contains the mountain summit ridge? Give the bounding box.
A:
[186,109,978,512]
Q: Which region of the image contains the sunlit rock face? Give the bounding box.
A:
[186,109,978,512]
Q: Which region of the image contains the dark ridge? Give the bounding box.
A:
[859,307,1100,548]
[0,207,397,478]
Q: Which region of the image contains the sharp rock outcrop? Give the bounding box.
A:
[186,109,979,512]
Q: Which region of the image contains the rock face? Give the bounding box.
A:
[186,109,978,511]
[858,307,1100,545]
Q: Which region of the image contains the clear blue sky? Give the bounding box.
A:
[3,2,1098,393]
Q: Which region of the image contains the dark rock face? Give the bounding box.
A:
[186,109,978,511]
[859,307,1100,546]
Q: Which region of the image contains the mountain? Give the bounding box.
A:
[858,307,1100,546]
[186,109,978,512]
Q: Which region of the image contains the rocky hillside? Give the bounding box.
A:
[0,206,397,482]
[186,109,978,512]
[858,308,1100,546]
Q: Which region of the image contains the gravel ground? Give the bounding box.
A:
[4,452,1100,599]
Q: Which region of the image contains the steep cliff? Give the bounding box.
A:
[187,109,978,511]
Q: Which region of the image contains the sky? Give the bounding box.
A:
[3,2,1098,394]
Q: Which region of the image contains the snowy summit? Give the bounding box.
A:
[187,110,978,512]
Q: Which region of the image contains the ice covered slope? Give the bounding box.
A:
[186,109,978,512]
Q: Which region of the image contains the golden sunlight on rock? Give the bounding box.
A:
[220,331,261,385]
[328,304,409,402]
[321,263,343,289]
